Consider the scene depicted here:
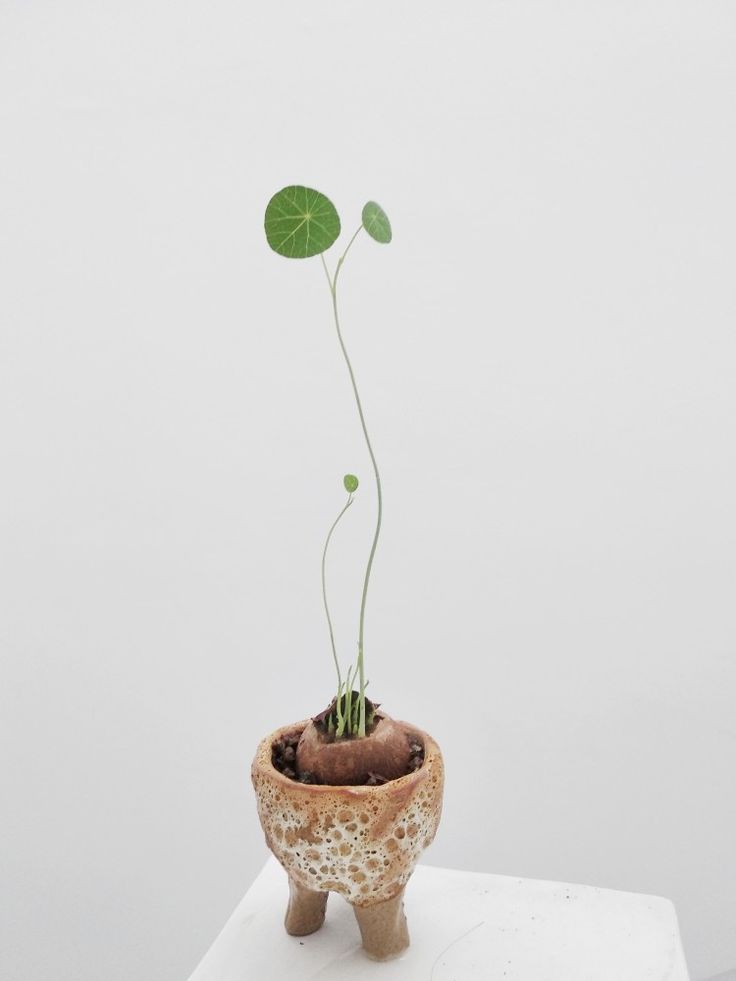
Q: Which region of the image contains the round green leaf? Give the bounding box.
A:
[362,201,392,244]
[343,474,359,493]
[265,186,341,259]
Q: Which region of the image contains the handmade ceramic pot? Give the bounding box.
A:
[251,717,444,959]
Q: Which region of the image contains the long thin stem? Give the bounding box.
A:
[321,228,381,738]
[321,492,353,720]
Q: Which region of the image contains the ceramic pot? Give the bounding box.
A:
[251,718,444,959]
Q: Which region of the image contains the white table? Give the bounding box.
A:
[188,856,690,980]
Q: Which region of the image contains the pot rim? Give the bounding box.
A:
[252,717,442,798]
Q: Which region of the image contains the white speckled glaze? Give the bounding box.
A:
[252,719,444,907]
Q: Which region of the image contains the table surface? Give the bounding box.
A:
[188,856,690,980]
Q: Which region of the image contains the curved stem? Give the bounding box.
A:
[321,493,353,694]
[337,226,363,271]
[322,227,380,738]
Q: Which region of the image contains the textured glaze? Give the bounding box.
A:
[252,719,444,907]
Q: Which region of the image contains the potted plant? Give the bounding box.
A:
[251,185,444,960]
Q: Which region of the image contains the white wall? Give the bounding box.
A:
[1,2,734,979]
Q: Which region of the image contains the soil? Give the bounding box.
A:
[271,716,425,787]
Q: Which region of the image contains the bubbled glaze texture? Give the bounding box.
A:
[252,720,444,907]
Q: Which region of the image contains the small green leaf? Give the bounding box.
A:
[265,186,341,258]
[343,474,359,493]
[362,201,392,244]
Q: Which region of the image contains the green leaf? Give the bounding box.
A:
[361,201,392,244]
[265,186,341,259]
[343,474,359,493]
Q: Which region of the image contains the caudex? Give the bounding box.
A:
[264,186,392,741]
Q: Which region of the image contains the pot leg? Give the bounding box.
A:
[284,875,328,936]
[352,887,410,960]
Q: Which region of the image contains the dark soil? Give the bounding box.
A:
[271,726,425,786]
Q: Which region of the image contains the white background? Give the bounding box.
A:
[1,2,734,979]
